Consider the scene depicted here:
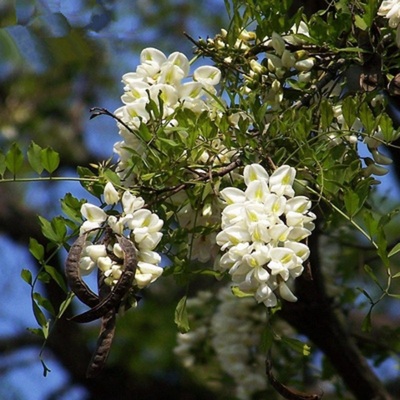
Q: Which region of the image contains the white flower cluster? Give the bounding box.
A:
[79,182,164,289]
[322,100,393,178]
[216,164,316,307]
[174,287,267,400]
[378,0,400,46]
[210,23,314,108]
[210,287,267,400]
[113,47,222,180]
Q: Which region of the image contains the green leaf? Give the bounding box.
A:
[38,216,67,243]
[174,295,190,333]
[0,151,6,177]
[21,269,33,286]
[392,272,400,279]
[44,265,68,293]
[41,147,60,173]
[379,114,395,142]
[61,193,85,222]
[320,99,334,130]
[231,286,254,298]
[29,237,45,260]
[342,96,356,128]
[57,292,74,318]
[27,141,44,174]
[33,292,55,316]
[103,168,121,186]
[359,102,375,134]
[281,337,311,356]
[361,310,372,332]
[388,243,400,258]
[364,264,383,290]
[5,142,24,175]
[344,191,360,217]
[32,300,48,328]
[354,15,367,30]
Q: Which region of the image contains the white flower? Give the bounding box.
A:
[80,203,107,234]
[243,164,269,186]
[81,203,107,223]
[140,47,167,67]
[103,182,120,205]
[79,256,96,275]
[135,261,163,288]
[85,244,107,261]
[269,165,296,197]
[193,66,221,86]
[122,191,145,214]
[378,0,400,28]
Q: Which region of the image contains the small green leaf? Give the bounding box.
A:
[388,242,400,258]
[5,142,24,175]
[60,193,85,222]
[320,99,334,130]
[231,286,254,298]
[354,15,367,30]
[44,265,68,293]
[361,310,372,332]
[174,295,190,333]
[0,151,6,177]
[27,141,44,174]
[27,328,45,337]
[29,237,45,260]
[364,264,383,290]
[281,337,311,356]
[57,292,74,318]
[392,272,400,279]
[359,102,375,134]
[32,300,48,328]
[342,96,356,128]
[33,292,55,316]
[38,216,67,243]
[344,191,360,217]
[21,269,33,285]
[41,147,60,173]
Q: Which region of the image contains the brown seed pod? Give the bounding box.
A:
[65,234,99,307]
[86,272,116,378]
[70,235,137,323]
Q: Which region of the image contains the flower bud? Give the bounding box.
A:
[371,149,393,165]
[295,58,315,72]
[271,32,286,56]
[250,59,265,74]
[281,50,296,69]
[104,182,120,205]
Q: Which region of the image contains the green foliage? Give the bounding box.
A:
[1,0,400,398]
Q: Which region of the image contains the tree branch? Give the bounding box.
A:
[281,228,394,400]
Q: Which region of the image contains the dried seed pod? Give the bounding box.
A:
[65,234,99,307]
[86,272,116,378]
[70,235,137,323]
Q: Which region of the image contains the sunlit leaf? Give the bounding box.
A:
[174,295,190,333]
[44,265,68,293]
[5,142,24,175]
[41,147,60,173]
[27,141,44,174]
[21,269,33,286]
[29,237,45,261]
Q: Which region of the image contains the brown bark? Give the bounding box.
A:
[281,230,393,400]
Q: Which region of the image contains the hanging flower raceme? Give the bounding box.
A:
[79,183,164,289]
[113,47,222,181]
[216,163,316,307]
